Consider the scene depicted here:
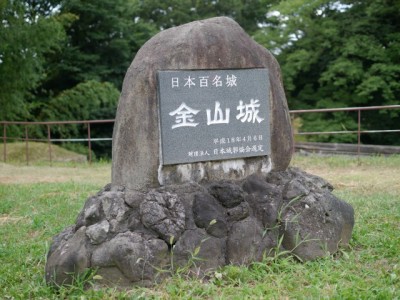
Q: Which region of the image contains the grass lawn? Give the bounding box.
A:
[0,154,399,299]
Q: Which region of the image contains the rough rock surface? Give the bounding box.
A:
[112,17,293,190]
[45,168,355,287]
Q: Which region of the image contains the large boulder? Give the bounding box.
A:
[45,17,355,289]
[112,17,293,191]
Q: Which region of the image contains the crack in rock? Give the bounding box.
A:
[140,191,185,242]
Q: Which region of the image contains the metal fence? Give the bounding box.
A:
[1,104,400,164]
[289,104,400,156]
[1,119,114,165]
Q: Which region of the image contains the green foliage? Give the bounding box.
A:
[255,0,400,145]
[44,0,158,92]
[41,80,119,158]
[0,0,65,121]
[2,0,400,149]
[135,0,274,34]
[42,80,119,122]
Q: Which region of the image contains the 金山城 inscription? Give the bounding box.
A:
[158,68,271,165]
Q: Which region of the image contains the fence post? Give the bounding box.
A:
[3,124,6,163]
[87,122,92,164]
[357,109,361,160]
[291,113,296,154]
[47,124,52,166]
[25,125,29,165]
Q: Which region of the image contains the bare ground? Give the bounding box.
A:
[0,162,111,186]
[291,155,400,194]
[1,155,399,195]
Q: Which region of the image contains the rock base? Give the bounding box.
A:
[45,167,354,287]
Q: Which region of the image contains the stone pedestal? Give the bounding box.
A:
[46,168,354,287]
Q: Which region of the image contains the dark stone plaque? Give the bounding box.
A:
[157,68,271,165]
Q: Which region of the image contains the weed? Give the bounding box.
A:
[0,155,399,298]
[156,221,215,280]
[56,268,98,297]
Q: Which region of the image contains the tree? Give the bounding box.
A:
[255,0,400,144]
[42,0,157,94]
[0,0,65,121]
[41,80,119,121]
[40,80,120,158]
[135,0,275,35]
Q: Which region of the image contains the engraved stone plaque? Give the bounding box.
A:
[157,68,271,165]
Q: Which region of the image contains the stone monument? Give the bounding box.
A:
[45,17,354,288]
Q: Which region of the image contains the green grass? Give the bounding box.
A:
[0,155,399,299]
[1,142,87,164]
